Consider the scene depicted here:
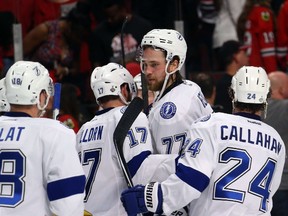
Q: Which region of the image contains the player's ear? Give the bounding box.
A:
[39,90,48,108]
[168,57,179,72]
[120,83,130,101]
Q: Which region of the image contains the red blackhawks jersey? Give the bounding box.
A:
[243,5,277,73]
[276,0,288,71]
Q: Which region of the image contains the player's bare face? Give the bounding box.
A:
[141,48,166,91]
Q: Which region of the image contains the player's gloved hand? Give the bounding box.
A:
[121,185,148,215]
[121,182,163,215]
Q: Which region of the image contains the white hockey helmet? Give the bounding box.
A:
[141,29,187,71]
[133,73,142,90]
[0,78,10,112]
[5,61,54,110]
[231,66,270,104]
[90,63,137,105]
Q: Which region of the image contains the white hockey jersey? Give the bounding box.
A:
[149,80,213,154]
[0,112,85,216]
[159,112,286,215]
[77,106,176,216]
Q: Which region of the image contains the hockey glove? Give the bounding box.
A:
[121,182,163,215]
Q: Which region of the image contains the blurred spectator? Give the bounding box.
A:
[0,11,15,77]
[192,72,223,112]
[126,61,141,77]
[131,0,175,29]
[212,0,246,49]
[263,71,288,216]
[237,0,278,73]
[271,0,285,15]
[0,0,78,37]
[214,40,249,113]
[23,6,91,83]
[58,83,81,133]
[0,78,10,113]
[0,0,35,37]
[33,0,78,27]
[196,0,219,71]
[89,0,153,67]
[276,0,288,72]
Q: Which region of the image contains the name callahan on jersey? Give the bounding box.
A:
[221,124,282,154]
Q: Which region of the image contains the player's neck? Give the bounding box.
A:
[233,108,262,117]
[101,99,125,109]
[10,104,40,118]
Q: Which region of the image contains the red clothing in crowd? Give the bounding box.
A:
[0,0,77,37]
[276,0,288,71]
[243,4,277,73]
[58,114,79,133]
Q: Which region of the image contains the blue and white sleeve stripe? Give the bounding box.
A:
[127,150,151,178]
[176,163,209,192]
[47,175,86,201]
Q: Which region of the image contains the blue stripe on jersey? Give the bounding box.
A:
[128,150,151,178]
[47,175,86,201]
[176,163,209,192]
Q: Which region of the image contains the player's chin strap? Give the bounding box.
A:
[154,62,179,104]
[119,92,130,105]
[263,102,268,119]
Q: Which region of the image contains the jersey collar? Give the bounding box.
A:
[3,112,32,117]
[159,76,183,100]
[233,112,261,121]
[95,107,114,116]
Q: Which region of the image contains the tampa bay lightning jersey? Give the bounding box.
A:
[159,112,286,215]
[148,80,213,154]
[77,106,157,216]
[0,112,85,216]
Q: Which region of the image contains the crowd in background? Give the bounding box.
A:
[0,0,288,122]
[0,0,288,215]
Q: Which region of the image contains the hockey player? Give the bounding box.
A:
[133,73,156,107]
[77,63,176,215]
[0,78,10,112]
[121,66,286,215]
[140,29,213,155]
[0,61,85,215]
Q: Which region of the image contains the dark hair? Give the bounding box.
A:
[66,7,91,31]
[228,86,270,113]
[218,40,245,69]
[98,83,130,104]
[102,0,125,9]
[193,72,215,98]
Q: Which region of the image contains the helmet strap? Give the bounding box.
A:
[37,93,50,117]
[154,61,178,103]
[263,102,268,119]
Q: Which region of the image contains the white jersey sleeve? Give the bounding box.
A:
[158,113,285,215]
[0,115,85,216]
[134,153,179,184]
[149,80,213,154]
